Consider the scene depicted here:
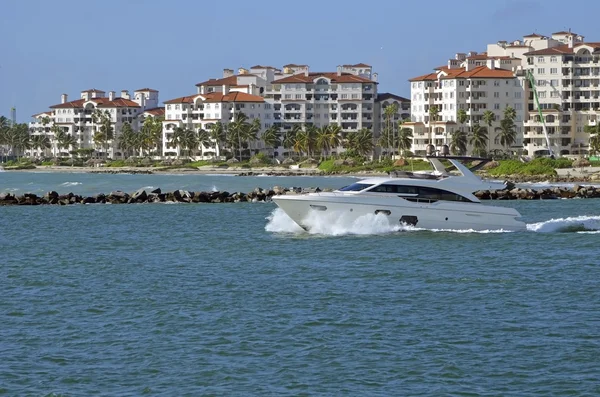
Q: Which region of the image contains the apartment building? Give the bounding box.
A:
[522,32,600,156]
[408,30,600,157]
[408,60,525,155]
[162,63,409,158]
[162,90,266,157]
[29,88,162,158]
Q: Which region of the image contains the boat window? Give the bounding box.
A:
[369,184,418,194]
[338,183,374,192]
[368,185,474,202]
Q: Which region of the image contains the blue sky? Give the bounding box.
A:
[2,0,599,122]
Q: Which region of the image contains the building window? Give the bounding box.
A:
[295,94,302,99]
[550,79,558,87]
[538,91,546,98]
[494,103,500,110]
[515,92,521,98]
[537,80,546,86]
[494,81,500,86]
[341,94,348,99]
[284,94,292,99]
[537,56,545,63]
[537,68,545,74]
[550,68,558,74]
[550,56,557,63]
[494,92,500,98]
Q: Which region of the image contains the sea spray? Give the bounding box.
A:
[266,209,600,235]
[526,215,600,233]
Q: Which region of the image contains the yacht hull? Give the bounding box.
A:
[272,193,527,232]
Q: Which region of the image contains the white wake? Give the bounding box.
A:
[526,215,600,233]
[266,210,600,236]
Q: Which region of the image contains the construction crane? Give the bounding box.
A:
[526,70,555,158]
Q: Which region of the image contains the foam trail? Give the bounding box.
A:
[265,208,304,233]
[265,208,405,236]
[60,182,82,186]
[211,185,218,192]
[527,215,600,233]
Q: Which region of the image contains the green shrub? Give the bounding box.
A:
[106,160,127,167]
[487,158,558,176]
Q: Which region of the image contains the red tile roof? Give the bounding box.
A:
[32,111,53,117]
[164,92,264,104]
[523,42,600,56]
[135,88,159,92]
[283,64,308,68]
[552,31,577,36]
[81,88,105,93]
[97,98,141,108]
[377,93,410,103]
[410,65,515,81]
[163,95,197,104]
[273,72,375,84]
[343,63,371,68]
[195,75,238,87]
[523,33,544,38]
[143,107,165,116]
[203,92,264,103]
[409,72,438,82]
[50,96,140,109]
[250,65,277,69]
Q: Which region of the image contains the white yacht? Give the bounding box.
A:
[272,155,527,232]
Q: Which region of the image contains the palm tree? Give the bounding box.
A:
[208,122,226,159]
[180,128,198,159]
[197,128,212,159]
[293,125,308,156]
[262,125,281,160]
[92,109,114,159]
[503,106,517,122]
[282,126,296,159]
[303,124,318,158]
[345,128,374,157]
[326,123,342,157]
[585,122,600,157]
[4,124,31,159]
[244,118,261,157]
[31,134,51,158]
[428,105,440,149]
[118,122,137,158]
[449,129,468,155]
[290,124,304,157]
[469,123,488,157]
[315,125,330,160]
[55,129,77,157]
[482,110,495,153]
[498,117,517,152]
[456,108,468,125]
[228,112,250,161]
[140,117,163,157]
[382,103,398,158]
[397,126,413,158]
[171,126,196,159]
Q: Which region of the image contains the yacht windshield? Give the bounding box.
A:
[338,183,374,192]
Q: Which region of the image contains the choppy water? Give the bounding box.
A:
[1,173,600,395]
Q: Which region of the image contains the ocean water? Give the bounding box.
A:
[1,173,600,396]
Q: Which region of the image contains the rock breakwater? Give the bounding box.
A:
[475,184,600,200]
[1,185,599,206]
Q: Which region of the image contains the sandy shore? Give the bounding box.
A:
[3,165,598,182]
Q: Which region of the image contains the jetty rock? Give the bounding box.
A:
[1,185,600,206]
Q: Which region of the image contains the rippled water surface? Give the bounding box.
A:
[1,173,600,395]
